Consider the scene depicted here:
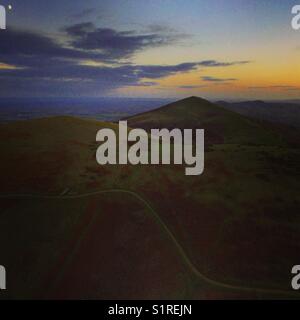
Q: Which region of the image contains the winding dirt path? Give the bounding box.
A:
[0,189,299,298]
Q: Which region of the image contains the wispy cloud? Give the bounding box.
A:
[248,85,300,91]
[202,76,238,82]
[63,22,181,61]
[146,24,178,34]
[199,61,249,67]
[178,85,208,89]
[69,8,96,20]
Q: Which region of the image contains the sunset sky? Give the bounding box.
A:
[0,0,299,100]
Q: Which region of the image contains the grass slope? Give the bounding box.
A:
[0,98,299,299]
[126,96,282,146]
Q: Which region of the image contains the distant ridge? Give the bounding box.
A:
[217,100,300,128]
[126,96,280,146]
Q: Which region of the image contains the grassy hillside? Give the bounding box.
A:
[0,99,299,299]
[126,96,283,146]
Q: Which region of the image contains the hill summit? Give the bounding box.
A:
[126,96,280,146]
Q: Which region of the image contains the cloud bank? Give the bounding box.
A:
[0,24,250,96]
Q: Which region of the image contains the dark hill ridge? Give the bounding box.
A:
[217,100,300,128]
[126,96,281,146]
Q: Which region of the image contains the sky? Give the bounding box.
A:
[0,0,299,100]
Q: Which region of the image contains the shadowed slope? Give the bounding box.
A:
[0,105,299,299]
[126,96,281,146]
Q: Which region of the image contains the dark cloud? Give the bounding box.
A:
[69,8,96,20]
[63,22,179,60]
[202,76,238,82]
[63,22,96,37]
[198,60,250,67]
[0,29,76,57]
[0,26,251,96]
[0,61,197,84]
[0,25,177,66]
[0,28,104,66]
[178,85,207,89]
[0,23,184,66]
[0,60,244,96]
[1,60,242,84]
[248,86,268,89]
[248,85,300,91]
[146,24,178,34]
[133,63,199,78]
